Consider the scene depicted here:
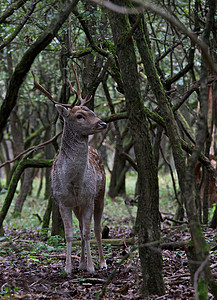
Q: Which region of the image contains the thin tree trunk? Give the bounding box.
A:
[41,195,52,238]
[13,167,35,217]
[36,168,44,198]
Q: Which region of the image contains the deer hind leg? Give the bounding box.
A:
[94,198,107,270]
[82,208,94,273]
[73,207,86,270]
[59,205,73,275]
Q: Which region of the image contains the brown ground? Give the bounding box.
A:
[0,218,217,299]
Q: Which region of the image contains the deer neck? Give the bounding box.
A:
[60,123,88,166]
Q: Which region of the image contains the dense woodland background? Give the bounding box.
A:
[1,0,217,299]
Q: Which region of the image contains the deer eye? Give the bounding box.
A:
[77,114,83,119]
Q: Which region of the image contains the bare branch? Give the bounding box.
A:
[72,8,109,58]
[91,0,143,14]
[0,131,62,169]
[173,76,217,112]
[32,72,72,108]
[69,64,92,106]
[92,0,217,75]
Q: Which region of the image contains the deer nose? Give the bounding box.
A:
[98,121,107,129]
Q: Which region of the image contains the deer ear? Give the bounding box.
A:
[55,104,70,118]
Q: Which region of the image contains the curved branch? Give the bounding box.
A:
[73,8,109,57]
[0,131,62,169]
[173,76,217,112]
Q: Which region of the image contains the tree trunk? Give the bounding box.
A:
[108,4,165,296]
[0,143,11,187]
[108,149,127,198]
[183,2,217,297]
[51,199,64,237]
[13,167,35,217]
[41,195,52,238]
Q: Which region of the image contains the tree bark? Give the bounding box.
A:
[131,6,217,297]
[108,4,165,296]
[13,167,35,217]
[183,1,217,297]
[41,195,52,238]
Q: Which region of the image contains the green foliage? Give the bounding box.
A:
[47,234,65,249]
[0,283,20,298]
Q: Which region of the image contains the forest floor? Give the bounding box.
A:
[1,213,217,299]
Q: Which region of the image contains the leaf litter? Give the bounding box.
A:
[0,216,217,299]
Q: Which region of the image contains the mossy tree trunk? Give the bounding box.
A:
[108,136,133,198]
[108,4,165,296]
[183,1,217,296]
[129,3,217,297]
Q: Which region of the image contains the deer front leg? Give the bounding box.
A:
[59,205,73,275]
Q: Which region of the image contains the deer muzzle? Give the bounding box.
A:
[97,121,107,130]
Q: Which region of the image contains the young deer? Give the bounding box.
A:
[33,69,107,274]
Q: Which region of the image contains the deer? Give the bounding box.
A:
[32,67,107,275]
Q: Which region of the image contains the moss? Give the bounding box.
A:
[144,107,165,126]
[103,40,116,56]
[198,276,208,300]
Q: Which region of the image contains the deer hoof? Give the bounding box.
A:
[87,266,95,274]
[65,266,72,276]
[79,261,87,270]
[99,261,107,270]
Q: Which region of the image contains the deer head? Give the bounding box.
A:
[32,64,107,134]
[55,104,107,136]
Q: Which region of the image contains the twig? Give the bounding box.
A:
[99,245,137,299]
[169,273,191,280]
[163,217,188,225]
